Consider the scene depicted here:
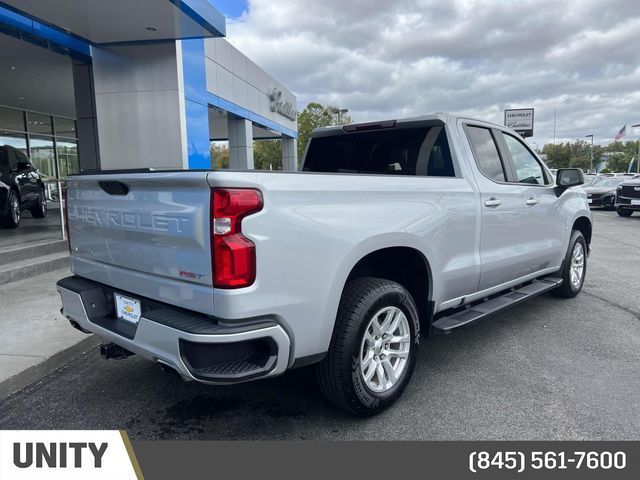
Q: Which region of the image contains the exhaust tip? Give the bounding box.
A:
[68,319,92,334]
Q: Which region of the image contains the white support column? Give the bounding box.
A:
[228,117,254,169]
[282,135,298,171]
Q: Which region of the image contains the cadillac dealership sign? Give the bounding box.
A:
[270,88,297,121]
[504,108,534,137]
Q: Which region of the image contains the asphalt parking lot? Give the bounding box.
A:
[0,209,638,440]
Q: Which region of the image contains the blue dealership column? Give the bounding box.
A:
[181,38,211,169]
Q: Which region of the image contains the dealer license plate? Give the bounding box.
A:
[115,293,141,324]
[631,199,640,206]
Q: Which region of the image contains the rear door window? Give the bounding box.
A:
[303,126,455,177]
[465,126,506,182]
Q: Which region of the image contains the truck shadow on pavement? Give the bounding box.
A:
[3,293,636,440]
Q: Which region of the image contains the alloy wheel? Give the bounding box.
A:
[11,194,20,224]
[359,306,411,393]
[570,242,585,288]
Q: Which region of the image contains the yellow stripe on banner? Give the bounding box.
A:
[119,430,145,480]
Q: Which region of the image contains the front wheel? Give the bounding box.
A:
[617,207,633,217]
[316,277,419,416]
[552,230,587,298]
[30,189,47,218]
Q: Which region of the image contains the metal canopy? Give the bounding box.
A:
[0,0,226,44]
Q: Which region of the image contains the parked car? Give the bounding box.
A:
[584,177,627,209]
[615,175,640,217]
[56,113,592,415]
[0,145,47,228]
[584,173,597,185]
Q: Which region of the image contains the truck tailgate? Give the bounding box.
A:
[66,171,215,315]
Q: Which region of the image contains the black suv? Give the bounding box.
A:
[615,175,640,217]
[0,145,47,228]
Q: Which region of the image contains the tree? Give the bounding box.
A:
[540,140,616,172]
[211,142,229,169]
[253,139,282,170]
[296,102,352,163]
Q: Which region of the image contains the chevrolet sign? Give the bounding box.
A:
[504,108,534,138]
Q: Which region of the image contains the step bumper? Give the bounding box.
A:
[56,276,291,384]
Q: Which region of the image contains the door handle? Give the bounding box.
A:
[484,198,502,207]
[525,197,539,206]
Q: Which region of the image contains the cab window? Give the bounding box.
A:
[501,133,547,185]
[303,126,455,177]
[465,126,506,182]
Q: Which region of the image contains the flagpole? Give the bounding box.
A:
[633,123,640,174]
[553,108,557,162]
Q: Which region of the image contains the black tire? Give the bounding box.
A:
[316,277,420,416]
[552,230,587,298]
[616,207,633,217]
[1,189,20,228]
[30,189,47,218]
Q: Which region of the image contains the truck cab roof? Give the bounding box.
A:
[311,112,507,137]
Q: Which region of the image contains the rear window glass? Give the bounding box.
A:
[303,126,455,177]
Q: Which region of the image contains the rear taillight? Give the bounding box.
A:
[211,188,263,288]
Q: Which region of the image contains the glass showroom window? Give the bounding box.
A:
[0,106,26,132]
[29,136,59,201]
[0,130,28,152]
[0,106,28,153]
[26,112,54,136]
[56,140,79,178]
[54,116,77,139]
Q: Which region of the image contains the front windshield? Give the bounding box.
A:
[592,177,625,187]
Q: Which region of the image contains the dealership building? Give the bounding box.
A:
[0,1,298,263]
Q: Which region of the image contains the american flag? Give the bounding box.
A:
[615,125,626,141]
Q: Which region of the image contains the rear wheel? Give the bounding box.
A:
[552,230,587,298]
[617,207,633,217]
[1,190,20,228]
[30,189,47,218]
[316,277,419,416]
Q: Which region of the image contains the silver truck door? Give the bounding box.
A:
[496,131,565,274]
[464,124,529,291]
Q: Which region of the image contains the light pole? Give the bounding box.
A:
[585,134,594,173]
[331,108,349,125]
[632,124,640,174]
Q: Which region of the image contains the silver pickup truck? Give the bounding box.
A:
[57,113,591,415]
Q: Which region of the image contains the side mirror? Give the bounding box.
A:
[555,168,584,197]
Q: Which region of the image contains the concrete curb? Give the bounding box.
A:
[0,335,101,401]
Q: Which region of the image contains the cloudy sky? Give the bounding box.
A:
[218,0,640,148]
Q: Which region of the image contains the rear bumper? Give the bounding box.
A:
[56,276,291,384]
